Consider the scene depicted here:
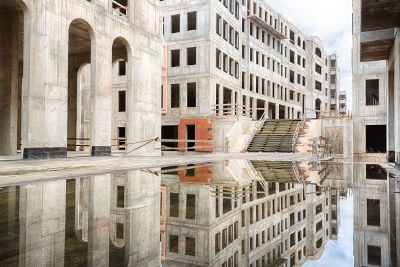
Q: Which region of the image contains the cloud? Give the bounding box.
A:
[268,0,353,110]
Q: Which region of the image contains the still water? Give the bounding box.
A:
[0,161,398,267]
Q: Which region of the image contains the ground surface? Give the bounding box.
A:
[0,152,317,186]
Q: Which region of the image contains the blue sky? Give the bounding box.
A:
[268,0,353,110]
[303,196,354,267]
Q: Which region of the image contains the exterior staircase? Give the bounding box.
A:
[247,119,303,153]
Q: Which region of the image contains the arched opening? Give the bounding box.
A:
[315,47,322,58]
[0,1,27,157]
[112,37,129,152]
[315,98,322,118]
[67,19,93,154]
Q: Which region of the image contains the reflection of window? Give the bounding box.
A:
[366,164,387,180]
[169,235,179,253]
[185,237,196,256]
[316,221,323,232]
[116,223,124,239]
[117,186,124,208]
[368,245,381,265]
[316,203,323,214]
[170,193,179,217]
[316,237,322,248]
[215,233,221,254]
[367,199,380,226]
[186,194,196,219]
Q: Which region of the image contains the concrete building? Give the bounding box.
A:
[0,0,161,159]
[329,54,340,113]
[161,160,338,266]
[159,0,340,152]
[352,0,400,163]
[339,91,347,114]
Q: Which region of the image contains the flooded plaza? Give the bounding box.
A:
[0,160,398,266]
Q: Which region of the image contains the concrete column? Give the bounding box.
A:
[265,101,269,119]
[394,40,400,164]
[275,104,280,120]
[90,38,113,156]
[88,174,111,266]
[19,181,66,267]
[246,97,251,117]
[218,85,223,116]
[252,98,257,120]
[127,46,161,155]
[125,171,160,266]
[230,90,235,115]
[0,11,19,155]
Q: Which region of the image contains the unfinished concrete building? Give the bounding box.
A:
[0,0,161,159]
[352,0,400,163]
[159,0,340,152]
[161,160,338,266]
[339,91,347,114]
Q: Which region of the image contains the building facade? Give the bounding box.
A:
[339,91,347,114]
[159,0,340,152]
[0,0,161,159]
[352,0,400,163]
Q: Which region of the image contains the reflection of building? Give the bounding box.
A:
[0,170,161,266]
[339,91,347,114]
[353,163,399,266]
[162,160,339,266]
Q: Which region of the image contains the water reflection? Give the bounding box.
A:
[0,161,398,266]
[0,171,161,267]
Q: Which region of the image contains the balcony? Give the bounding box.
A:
[112,0,128,21]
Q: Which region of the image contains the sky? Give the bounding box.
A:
[303,196,354,267]
[268,0,353,110]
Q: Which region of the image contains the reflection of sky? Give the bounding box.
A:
[302,196,354,267]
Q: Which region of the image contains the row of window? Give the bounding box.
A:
[214,221,239,255]
[170,47,197,67]
[216,49,240,78]
[216,14,240,49]
[218,0,240,20]
[169,192,196,219]
[249,22,282,55]
[169,12,197,34]
[170,83,197,108]
[169,234,196,256]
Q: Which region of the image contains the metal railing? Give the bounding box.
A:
[242,111,268,152]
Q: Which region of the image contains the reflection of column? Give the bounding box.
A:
[125,170,160,266]
[19,181,66,266]
[0,11,19,155]
[88,174,111,266]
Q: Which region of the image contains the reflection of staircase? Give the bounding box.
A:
[250,161,302,183]
[247,120,302,152]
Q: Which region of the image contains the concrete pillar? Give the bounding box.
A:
[394,40,400,164]
[88,174,111,266]
[275,104,280,120]
[218,85,223,116]
[265,101,269,119]
[230,90,235,115]
[246,97,251,117]
[125,171,160,266]
[127,47,161,155]
[252,98,257,120]
[90,38,113,156]
[19,181,66,267]
[0,11,19,155]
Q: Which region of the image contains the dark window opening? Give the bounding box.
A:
[366,79,379,106]
[315,47,322,58]
[117,186,125,208]
[161,125,178,149]
[187,83,196,107]
[171,84,180,108]
[186,194,196,219]
[366,164,387,180]
[118,127,126,149]
[170,193,179,217]
[169,235,179,253]
[185,237,195,256]
[171,49,180,67]
[118,91,126,112]
[366,125,386,153]
[118,60,126,76]
[116,223,124,239]
[315,81,322,91]
[171,14,180,33]
[367,245,381,265]
[187,12,197,31]
[315,64,322,74]
[223,189,232,214]
[186,125,195,151]
[367,199,380,226]
[187,47,196,65]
